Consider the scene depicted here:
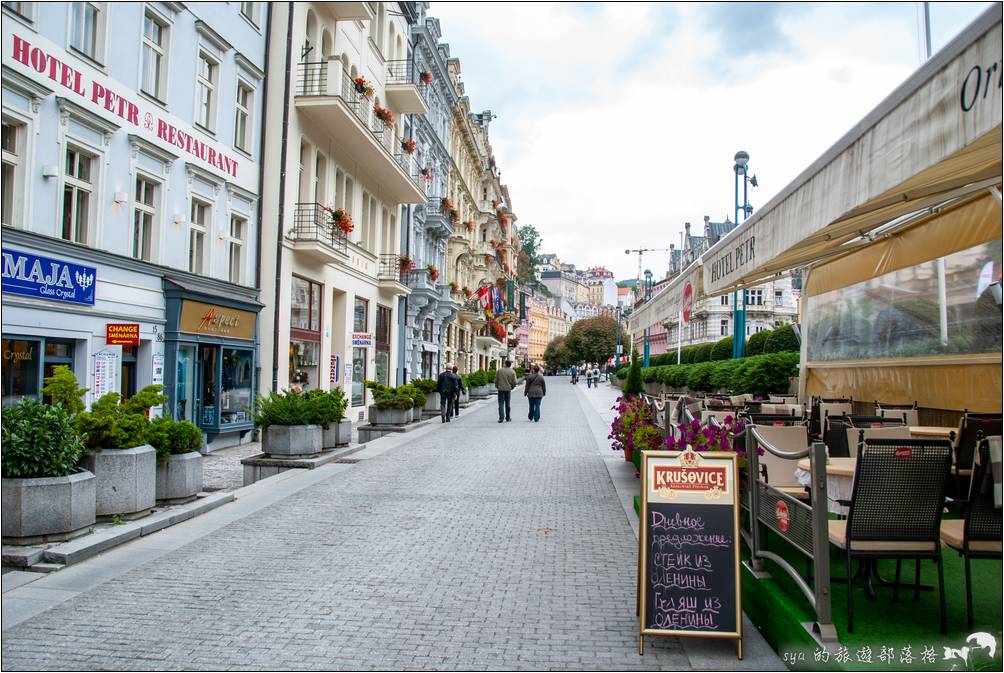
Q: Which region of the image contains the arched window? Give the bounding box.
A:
[388,23,396,60]
[321,29,333,59]
[376,3,385,51]
[303,10,317,61]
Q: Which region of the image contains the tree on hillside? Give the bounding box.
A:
[564,316,626,366]
[543,336,570,368]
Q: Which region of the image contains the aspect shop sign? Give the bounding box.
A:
[3,29,250,187]
[2,248,96,306]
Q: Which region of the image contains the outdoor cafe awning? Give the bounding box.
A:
[700,6,1002,298]
[628,263,701,334]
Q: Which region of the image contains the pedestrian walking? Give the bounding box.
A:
[437,363,458,422]
[524,365,546,422]
[451,365,464,418]
[570,364,578,385]
[494,359,517,423]
[586,363,594,388]
[591,364,601,387]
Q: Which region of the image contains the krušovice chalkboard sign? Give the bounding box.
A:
[638,449,742,658]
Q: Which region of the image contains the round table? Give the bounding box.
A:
[794,458,855,515]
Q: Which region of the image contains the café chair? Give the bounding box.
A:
[828,438,952,634]
[751,424,811,501]
[876,401,920,427]
[848,415,906,428]
[768,395,799,405]
[940,437,1003,629]
[846,426,912,459]
[952,411,1003,498]
[747,413,806,427]
[824,414,853,458]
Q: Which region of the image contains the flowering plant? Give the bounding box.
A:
[398,254,416,273]
[609,395,657,466]
[374,105,394,126]
[401,138,417,154]
[462,286,473,298]
[662,415,759,468]
[420,71,433,84]
[353,77,374,98]
[497,209,508,228]
[463,219,474,233]
[325,206,354,235]
[484,254,494,266]
[449,281,460,295]
[427,264,439,282]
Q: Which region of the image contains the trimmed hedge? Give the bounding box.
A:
[746,329,770,356]
[710,336,733,361]
[616,352,799,397]
[764,323,799,353]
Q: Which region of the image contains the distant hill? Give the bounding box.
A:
[616,279,638,288]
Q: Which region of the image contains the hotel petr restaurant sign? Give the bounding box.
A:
[2,26,257,191]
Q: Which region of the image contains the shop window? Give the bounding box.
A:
[289,341,319,390]
[221,348,253,424]
[176,344,196,422]
[351,347,366,406]
[375,304,391,386]
[2,337,40,406]
[200,346,218,425]
[291,277,322,389]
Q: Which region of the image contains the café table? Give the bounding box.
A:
[794,458,855,515]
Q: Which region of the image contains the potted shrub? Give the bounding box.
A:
[467,369,491,398]
[75,386,165,519]
[254,390,322,457]
[412,378,440,415]
[148,416,204,504]
[398,384,427,422]
[1,398,95,543]
[305,388,350,449]
[368,387,414,425]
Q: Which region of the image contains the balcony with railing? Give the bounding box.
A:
[294,61,425,205]
[377,254,410,291]
[385,60,428,114]
[288,203,349,262]
[423,196,455,239]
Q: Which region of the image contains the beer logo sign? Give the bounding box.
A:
[775,501,790,533]
[652,465,728,494]
[895,447,913,460]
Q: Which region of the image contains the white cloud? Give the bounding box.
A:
[432,1,994,281]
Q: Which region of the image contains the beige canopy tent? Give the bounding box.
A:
[633,6,1002,411]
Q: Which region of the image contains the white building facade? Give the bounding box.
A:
[2,1,267,450]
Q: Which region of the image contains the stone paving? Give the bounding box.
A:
[1,381,779,671]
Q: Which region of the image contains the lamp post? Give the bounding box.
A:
[643,269,653,367]
[732,151,756,359]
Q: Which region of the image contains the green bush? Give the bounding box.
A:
[694,343,713,363]
[615,366,629,380]
[764,323,800,353]
[467,369,491,387]
[746,329,770,356]
[709,358,743,391]
[685,362,716,392]
[398,384,427,408]
[710,336,733,361]
[514,367,526,379]
[411,378,438,394]
[303,388,347,428]
[74,388,164,452]
[734,351,800,396]
[1,398,86,478]
[254,390,313,429]
[372,387,415,410]
[41,365,89,415]
[623,357,644,395]
[641,365,660,383]
[628,352,800,397]
[147,416,203,464]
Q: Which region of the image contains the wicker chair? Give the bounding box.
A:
[828,438,951,634]
[940,437,1003,629]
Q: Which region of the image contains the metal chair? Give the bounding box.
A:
[845,426,912,459]
[847,415,906,428]
[876,401,920,427]
[828,438,951,634]
[952,411,1003,498]
[751,424,811,501]
[940,437,1003,629]
[747,413,806,427]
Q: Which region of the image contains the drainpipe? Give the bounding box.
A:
[254,3,272,292]
[271,3,294,392]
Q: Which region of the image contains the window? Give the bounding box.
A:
[745,288,763,305]
[228,215,246,284]
[720,319,729,336]
[2,338,40,406]
[220,348,253,424]
[720,294,729,305]
[353,297,368,332]
[422,318,433,342]
[189,199,210,274]
[69,2,103,63]
[195,51,218,132]
[352,347,366,406]
[234,81,253,153]
[240,2,259,27]
[133,176,157,261]
[375,305,391,386]
[62,146,94,244]
[290,277,322,390]
[291,277,322,332]
[1,120,24,227]
[140,11,168,100]
[2,2,34,22]
[774,289,784,306]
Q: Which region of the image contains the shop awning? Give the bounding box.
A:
[700,6,1002,298]
[628,264,702,334]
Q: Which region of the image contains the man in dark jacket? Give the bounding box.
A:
[494,359,517,423]
[437,364,458,422]
[450,365,465,418]
[523,365,546,422]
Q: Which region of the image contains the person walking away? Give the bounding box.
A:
[437,363,458,422]
[494,359,517,423]
[591,364,601,388]
[570,364,578,385]
[587,363,595,388]
[524,365,546,422]
[450,365,465,418]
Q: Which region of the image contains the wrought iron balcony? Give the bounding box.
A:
[423,196,455,238]
[385,59,427,114]
[288,203,349,259]
[377,254,405,283]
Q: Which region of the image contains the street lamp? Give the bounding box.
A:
[732,150,756,359]
[643,269,653,367]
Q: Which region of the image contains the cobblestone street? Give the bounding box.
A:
[2,381,779,671]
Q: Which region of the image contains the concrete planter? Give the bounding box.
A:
[155,452,203,504]
[423,392,441,413]
[1,469,96,544]
[262,424,322,457]
[470,385,490,398]
[369,406,411,425]
[644,382,662,396]
[322,419,353,449]
[81,445,157,519]
[459,390,470,407]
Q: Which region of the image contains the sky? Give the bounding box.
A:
[432,1,995,282]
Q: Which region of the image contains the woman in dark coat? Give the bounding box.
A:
[524,365,547,422]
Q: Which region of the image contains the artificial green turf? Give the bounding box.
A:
[743,526,1003,672]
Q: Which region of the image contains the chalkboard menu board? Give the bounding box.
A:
[638,449,742,658]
